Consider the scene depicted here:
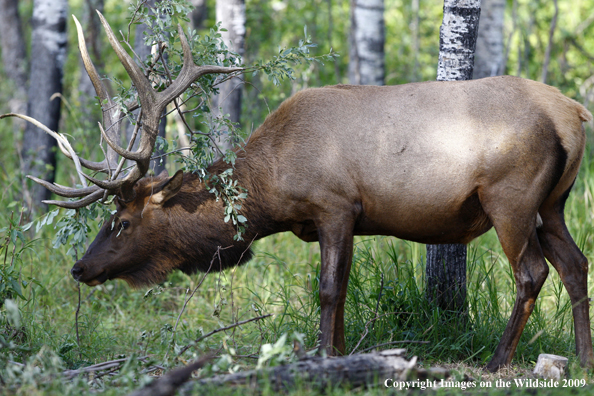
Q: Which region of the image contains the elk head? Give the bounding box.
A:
[70,170,185,286]
[70,169,254,287]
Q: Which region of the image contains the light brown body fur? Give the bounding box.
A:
[72,76,593,372]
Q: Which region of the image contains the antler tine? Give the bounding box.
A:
[156,25,243,110]
[98,122,146,161]
[27,176,101,198]
[97,11,155,108]
[56,137,115,172]
[74,14,121,173]
[74,15,110,108]
[43,189,105,209]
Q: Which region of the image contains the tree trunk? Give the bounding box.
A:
[410,0,420,81]
[473,0,504,79]
[125,0,167,175]
[349,0,385,85]
[426,0,481,312]
[212,0,245,155]
[190,0,207,31]
[78,0,105,123]
[21,0,68,211]
[540,0,558,84]
[0,0,28,114]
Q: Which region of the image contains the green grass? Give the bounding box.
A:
[2,117,594,393]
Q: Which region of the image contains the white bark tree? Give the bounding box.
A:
[426,0,481,312]
[212,0,245,154]
[473,0,504,79]
[349,0,385,85]
[21,0,68,210]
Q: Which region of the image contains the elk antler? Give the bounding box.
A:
[4,11,242,209]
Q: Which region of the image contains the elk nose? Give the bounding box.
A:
[71,264,84,280]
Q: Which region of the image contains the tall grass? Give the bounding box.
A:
[2,114,594,392]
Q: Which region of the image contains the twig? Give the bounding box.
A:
[75,280,82,360]
[166,247,227,362]
[127,0,150,42]
[358,340,429,354]
[63,356,150,379]
[177,314,272,356]
[150,147,191,161]
[3,212,14,267]
[371,272,384,331]
[227,235,257,346]
[127,355,212,396]
[349,311,411,355]
[568,37,594,62]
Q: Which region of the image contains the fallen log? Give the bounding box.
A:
[183,349,448,392]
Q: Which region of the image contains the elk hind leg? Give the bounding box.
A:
[485,213,549,372]
[537,203,594,368]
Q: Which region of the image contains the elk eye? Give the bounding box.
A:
[121,220,130,230]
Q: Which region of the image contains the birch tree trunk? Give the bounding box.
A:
[426,0,481,312]
[21,0,68,211]
[349,0,385,85]
[212,0,245,154]
[473,0,504,79]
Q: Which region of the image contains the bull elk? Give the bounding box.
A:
[4,12,593,373]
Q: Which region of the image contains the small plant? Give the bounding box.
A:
[256,332,308,369]
[0,207,35,303]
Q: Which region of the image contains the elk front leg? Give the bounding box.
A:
[317,219,354,356]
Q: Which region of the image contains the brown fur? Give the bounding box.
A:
[70,76,593,372]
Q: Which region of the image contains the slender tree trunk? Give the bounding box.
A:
[21,0,68,211]
[78,0,105,123]
[541,0,558,84]
[125,0,167,175]
[349,0,385,85]
[213,0,245,155]
[426,0,481,312]
[473,0,504,79]
[411,0,420,81]
[0,0,28,115]
[190,0,207,31]
[326,0,341,83]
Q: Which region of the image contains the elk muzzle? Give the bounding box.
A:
[71,261,109,286]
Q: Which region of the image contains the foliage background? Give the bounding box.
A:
[1,0,594,394]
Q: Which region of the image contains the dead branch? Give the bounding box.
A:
[127,355,212,396]
[177,314,272,356]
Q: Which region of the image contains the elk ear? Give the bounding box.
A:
[157,169,169,179]
[151,170,184,205]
